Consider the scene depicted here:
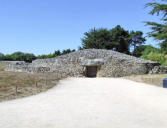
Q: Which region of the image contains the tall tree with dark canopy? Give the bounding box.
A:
[110,25,131,54]
[81,25,131,54]
[82,28,113,49]
[145,0,167,51]
[130,31,146,51]
[54,50,61,56]
[132,45,147,57]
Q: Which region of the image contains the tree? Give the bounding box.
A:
[130,31,146,51]
[0,53,5,60]
[5,54,12,60]
[62,49,75,55]
[78,46,83,50]
[81,26,131,54]
[145,0,167,50]
[82,28,112,49]
[132,45,147,57]
[110,25,131,54]
[37,54,49,59]
[54,50,61,56]
[37,49,75,59]
[10,52,25,61]
[24,53,36,62]
[3,52,36,62]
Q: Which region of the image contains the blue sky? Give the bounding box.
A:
[0,0,162,55]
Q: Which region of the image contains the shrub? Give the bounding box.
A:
[141,45,167,66]
[146,52,165,63]
[141,45,160,59]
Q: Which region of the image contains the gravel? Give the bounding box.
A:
[0,78,167,128]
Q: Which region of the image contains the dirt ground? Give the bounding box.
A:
[123,74,167,87]
[0,62,59,102]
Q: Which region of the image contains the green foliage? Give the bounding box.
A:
[0,49,75,61]
[145,0,167,50]
[81,25,145,54]
[5,54,12,60]
[37,54,54,59]
[132,45,147,57]
[4,52,36,62]
[78,46,83,50]
[24,53,36,62]
[62,49,75,55]
[10,52,26,61]
[37,55,47,59]
[0,53,5,60]
[38,50,62,59]
[130,31,146,50]
[53,50,61,56]
[37,49,75,59]
[145,1,167,17]
[82,28,112,49]
[147,52,165,63]
[160,41,167,51]
[110,25,131,54]
[141,45,160,59]
[141,45,167,66]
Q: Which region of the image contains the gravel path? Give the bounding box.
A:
[0,78,167,128]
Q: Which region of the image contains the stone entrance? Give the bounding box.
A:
[86,66,97,77]
[82,58,104,77]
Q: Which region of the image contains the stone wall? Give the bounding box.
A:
[98,57,160,77]
[5,49,167,78]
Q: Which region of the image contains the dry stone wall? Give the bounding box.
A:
[5,49,167,77]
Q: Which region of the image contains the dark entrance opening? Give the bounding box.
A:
[86,66,97,77]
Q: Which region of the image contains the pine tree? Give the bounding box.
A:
[145,0,167,50]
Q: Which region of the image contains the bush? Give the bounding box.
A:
[141,45,167,66]
[146,52,165,63]
[162,60,167,66]
[141,45,160,59]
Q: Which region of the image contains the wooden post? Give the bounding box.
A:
[45,73,48,85]
[45,78,47,85]
[35,81,38,87]
[15,86,18,95]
